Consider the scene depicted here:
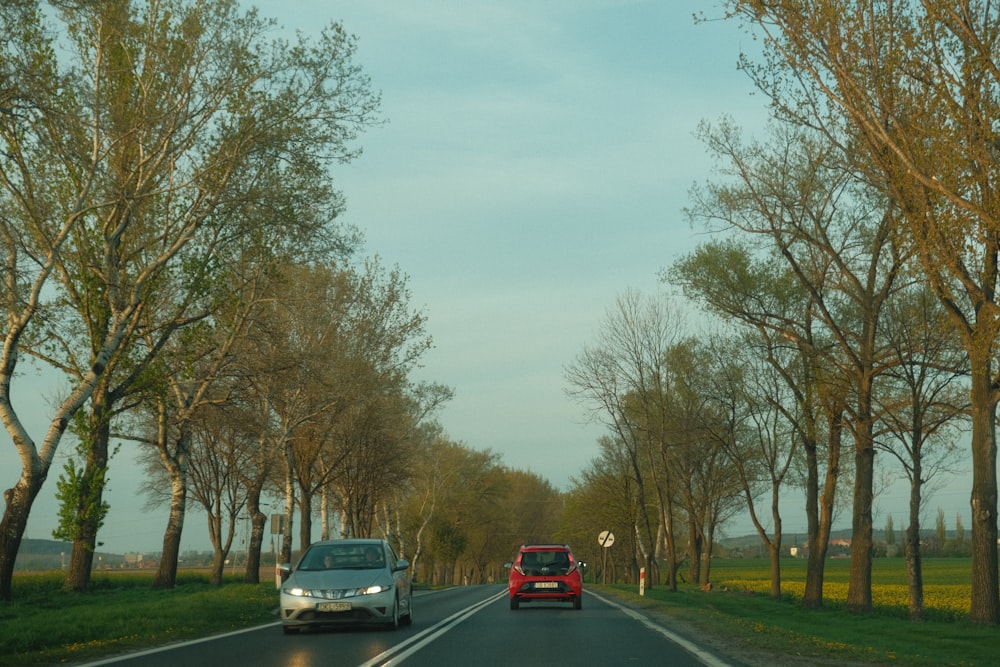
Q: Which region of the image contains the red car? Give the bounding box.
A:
[505,544,583,610]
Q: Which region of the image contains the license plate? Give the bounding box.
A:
[317,601,351,612]
[534,582,559,589]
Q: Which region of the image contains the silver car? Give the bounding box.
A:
[279,538,413,634]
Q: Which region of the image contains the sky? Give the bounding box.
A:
[1,1,973,555]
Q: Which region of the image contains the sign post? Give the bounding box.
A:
[597,530,615,585]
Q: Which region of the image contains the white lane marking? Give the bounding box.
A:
[587,590,734,667]
[361,589,506,666]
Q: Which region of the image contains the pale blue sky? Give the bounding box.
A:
[304,0,766,486]
[3,1,971,554]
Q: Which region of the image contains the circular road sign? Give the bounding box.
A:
[598,530,615,548]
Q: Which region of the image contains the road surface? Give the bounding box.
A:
[76,585,738,667]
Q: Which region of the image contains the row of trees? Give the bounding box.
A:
[0,0,579,600]
[564,0,1000,626]
[0,0,386,599]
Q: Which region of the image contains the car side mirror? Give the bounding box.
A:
[503,561,512,569]
[394,559,410,572]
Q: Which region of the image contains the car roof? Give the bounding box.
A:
[308,538,384,548]
[519,544,571,551]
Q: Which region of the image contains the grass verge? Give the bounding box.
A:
[0,571,278,667]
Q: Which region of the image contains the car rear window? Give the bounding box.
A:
[520,550,571,573]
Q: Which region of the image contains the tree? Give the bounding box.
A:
[558,437,645,585]
[565,290,687,590]
[659,338,745,588]
[703,333,798,598]
[388,431,460,583]
[726,0,1000,625]
[875,284,968,619]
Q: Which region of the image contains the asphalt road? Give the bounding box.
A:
[76,585,737,667]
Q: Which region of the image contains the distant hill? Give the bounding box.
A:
[15,538,130,572]
[20,538,73,555]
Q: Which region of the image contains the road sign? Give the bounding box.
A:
[598,530,615,548]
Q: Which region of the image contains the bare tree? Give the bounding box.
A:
[700,333,798,598]
[876,284,969,620]
[566,289,687,589]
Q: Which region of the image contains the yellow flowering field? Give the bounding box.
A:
[714,558,971,620]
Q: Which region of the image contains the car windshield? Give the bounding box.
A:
[299,545,386,571]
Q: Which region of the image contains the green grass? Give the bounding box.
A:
[600,557,1000,666]
[2,559,998,666]
[0,571,279,667]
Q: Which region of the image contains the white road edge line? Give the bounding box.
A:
[361,589,506,667]
[586,590,734,667]
[75,622,282,666]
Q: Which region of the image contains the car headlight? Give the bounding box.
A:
[283,586,312,597]
[358,584,391,596]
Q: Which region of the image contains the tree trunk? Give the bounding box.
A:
[209,547,227,586]
[846,437,875,613]
[244,489,266,584]
[702,523,715,586]
[298,489,313,553]
[968,362,1000,624]
[906,462,925,622]
[280,442,295,565]
[153,460,188,589]
[64,539,97,592]
[847,381,875,614]
[769,493,782,599]
[687,519,702,585]
[803,408,842,609]
[64,392,113,593]
[0,474,45,600]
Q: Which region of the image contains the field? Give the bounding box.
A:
[606,557,999,666]
[1,559,998,666]
[713,557,972,621]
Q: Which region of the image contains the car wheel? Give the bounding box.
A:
[282,625,298,635]
[387,595,400,630]
[510,596,519,610]
[402,591,413,625]
[574,595,582,610]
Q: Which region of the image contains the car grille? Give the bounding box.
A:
[312,589,350,600]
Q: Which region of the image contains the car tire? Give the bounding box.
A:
[282,625,298,635]
[387,595,400,630]
[574,595,582,610]
[510,596,519,610]
[402,591,413,625]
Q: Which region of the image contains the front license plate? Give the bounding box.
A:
[317,601,351,612]
[534,582,559,589]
